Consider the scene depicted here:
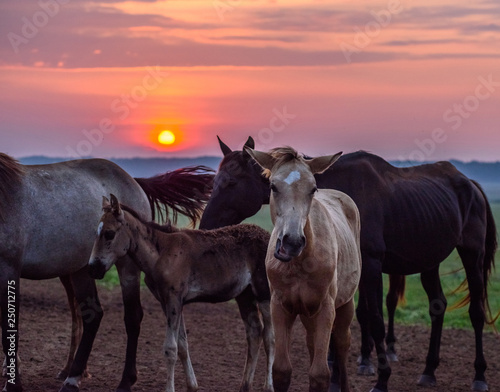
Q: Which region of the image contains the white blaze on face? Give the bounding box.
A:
[283,170,301,185]
[97,221,104,236]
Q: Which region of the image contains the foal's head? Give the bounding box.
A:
[246,147,341,262]
[88,194,130,279]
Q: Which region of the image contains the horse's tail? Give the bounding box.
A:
[389,274,406,306]
[451,181,499,325]
[472,180,499,326]
[134,166,214,226]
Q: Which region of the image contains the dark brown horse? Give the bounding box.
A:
[200,137,497,392]
[0,153,213,392]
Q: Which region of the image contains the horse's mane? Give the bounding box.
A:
[0,153,25,221]
[269,146,301,161]
[262,146,304,178]
[119,204,180,234]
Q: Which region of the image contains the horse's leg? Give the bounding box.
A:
[300,300,335,392]
[57,275,89,381]
[161,295,183,392]
[416,267,446,387]
[235,288,263,392]
[355,273,375,377]
[457,244,488,392]
[59,269,103,392]
[271,299,296,392]
[177,314,198,392]
[329,299,355,392]
[258,299,274,392]
[359,254,391,392]
[115,258,143,392]
[1,266,22,392]
[385,274,403,362]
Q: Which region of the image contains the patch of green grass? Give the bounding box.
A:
[98,265,121,289]
[242,205,273,232]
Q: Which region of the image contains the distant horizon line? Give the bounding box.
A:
[15,154,500,165]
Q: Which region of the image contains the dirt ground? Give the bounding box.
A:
[5,278,500,392]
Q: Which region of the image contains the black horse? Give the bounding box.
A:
[199,136,497,392]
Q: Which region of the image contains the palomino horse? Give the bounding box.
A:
[88,194,274,392]
[0,153,213,392]
[202,137,498,392]
[246,147,361,392]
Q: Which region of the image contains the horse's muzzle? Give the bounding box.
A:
[275,235,306,262]
[88,259,106,280]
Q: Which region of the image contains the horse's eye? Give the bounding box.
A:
[270,183,279,193]
[104,230,115,241]
[310,186,318,195]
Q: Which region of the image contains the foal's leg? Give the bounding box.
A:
[271,299,296,392]
[300,301,335,392]
[329,299,355,392]
[177,314,198,392]
[115,258,143,392]
[258,299,275,392]
[58,275,88,381]
[235,288,264,392]
[59,269,103,392]
[161,293,183,392]
[417,267,447,387]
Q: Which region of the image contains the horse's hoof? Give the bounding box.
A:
[472,380,488,392]
[58,384,79,392]
[417,374,436,387]
[115,388,131,392]
[357,363,375,376]
[386,352,398,362]
[369,388,387,392]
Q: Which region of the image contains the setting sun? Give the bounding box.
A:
[158,130,176,145]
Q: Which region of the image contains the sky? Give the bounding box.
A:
[1,0,499,162]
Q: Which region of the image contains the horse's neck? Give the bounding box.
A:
[125,213,161,274]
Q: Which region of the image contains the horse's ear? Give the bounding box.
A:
[244,136,255,149]
[244,147,275,173]
[102,196,111,210]
[217,135,232,156]
[307,152,342,175]
[109,194,123,216]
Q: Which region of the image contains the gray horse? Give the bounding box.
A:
[0,153,213,392]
